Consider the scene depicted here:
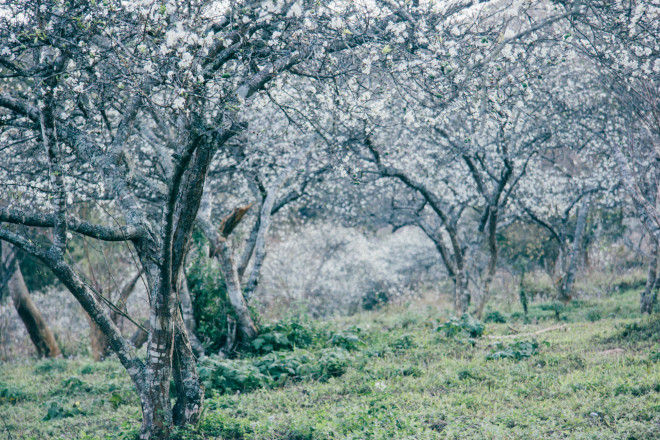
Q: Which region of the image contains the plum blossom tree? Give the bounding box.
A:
[0,0,416,437]
[561,0,660,311]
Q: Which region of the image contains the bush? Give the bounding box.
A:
[328,328,362,350]
[34,358,68,375]
[200,348,351,395]
[483,310,507,324]
[254,348,350,383]
[198,359,267,395]
[0,382,27,405]
[437,314,484,339]
[586,309,602,322]
[250,316,322,354]
[486,339,539,360]
[361,286,389,311]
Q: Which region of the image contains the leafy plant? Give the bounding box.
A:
[437,314,485,339]
[198,359,267,395]
[483,310,507,324]
[250,316,322,354]
[0,382,26,405]
[200,347,351,395]
[43,401,86,420]
[391,334,417,350]
[328,328,362,350]
[586,309,602,322]
[486,339,539,360]
[34,358,68,375]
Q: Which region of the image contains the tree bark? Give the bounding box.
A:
[178,271,205,356]
[641,238,658,314]
[217,240,258,340]
[476,204,499,318]
[558,195,590,302]
[1,243,61,358]
[172,311,204,427]
[87,313,111,361]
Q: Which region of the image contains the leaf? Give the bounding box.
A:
[382,45,393,54]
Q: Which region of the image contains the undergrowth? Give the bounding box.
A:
[0,289,658,440]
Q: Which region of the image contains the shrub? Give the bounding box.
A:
[483,310,507,324]
[198,358,267,395]
[328,328,362,350]
[250,316,321,354]
[486,339,539,360]
[43,400,86,420]
[586,309,602,322]
[200,348,351,395]
[34,358,68,375]
[361,287,389,311]
[437,314,485,339]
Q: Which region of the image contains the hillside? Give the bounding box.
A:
[1,290,659,440]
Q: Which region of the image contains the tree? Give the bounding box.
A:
[0,0,419,436]
[564,0,660,310]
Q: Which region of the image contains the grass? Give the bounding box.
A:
[0,289,659,440]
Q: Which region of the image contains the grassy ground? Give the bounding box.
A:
[0,289,658,440]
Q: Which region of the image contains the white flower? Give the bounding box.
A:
[288,2,303,18]
[1,47,10,57]
[172,96,185,110]
[178,52,194,69]
[374,381,387,391]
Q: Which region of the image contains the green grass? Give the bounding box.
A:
[1,289,659,440]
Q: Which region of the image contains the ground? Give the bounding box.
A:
[0,289,658,440]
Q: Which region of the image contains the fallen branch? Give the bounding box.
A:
[485,324,568,339]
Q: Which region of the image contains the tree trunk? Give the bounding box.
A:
[641,238,658,314]
[558,196,590,302]
[198,193,258,342]
[455,268,470,314]
[476,205,499,318]
[140,279,175,440]
[87,313,111,361]
[178,271,205,356]
[2,242,61,358]
[217,240,258,340]
[172,311,204,427]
